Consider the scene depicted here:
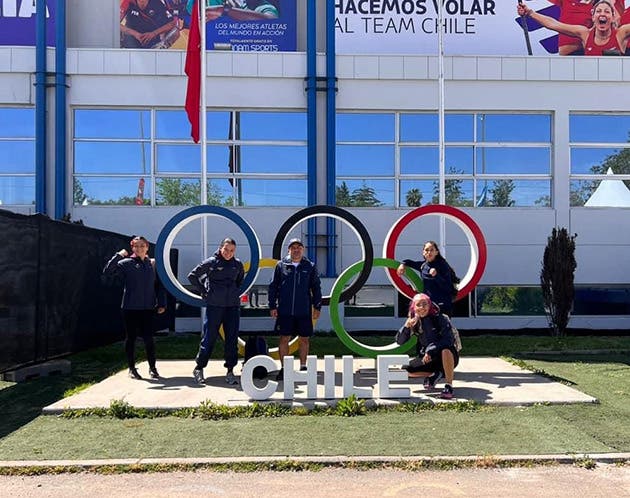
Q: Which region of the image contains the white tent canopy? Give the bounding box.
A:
[584,168,630,207]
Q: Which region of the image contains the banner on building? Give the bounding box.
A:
[335,0,630,56]
[0,0,56,46]
[120,0,296,52]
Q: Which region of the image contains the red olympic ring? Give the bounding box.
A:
[383,205,487,301]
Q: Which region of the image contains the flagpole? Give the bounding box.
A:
[200,0,208,261]
[199,1,208,334]
[438,0,446,255]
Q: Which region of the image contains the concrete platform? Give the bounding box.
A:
[2,360,71,382]
[42,357,596,413]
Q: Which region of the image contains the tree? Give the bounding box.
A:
[73,178,88,205]
[490,179,515,207]
[156,178,200,206]
[351,182,383,207]
[540,227,577,337]
[431,167,468,206]
[405,188,422,207]
[206,181,226,205]
[336,181,353,207]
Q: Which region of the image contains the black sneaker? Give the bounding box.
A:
[225,371,239,385]
[149,368,160,379]
[128,368,142,380]
[276,368,284,381]
[423,371,443,390]
[193,367,205,384]
[440,384,454,400]
[300,365,307,371]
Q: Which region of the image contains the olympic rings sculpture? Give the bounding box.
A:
[155,204,487,359]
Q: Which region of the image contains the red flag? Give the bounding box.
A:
[185,0,201,143]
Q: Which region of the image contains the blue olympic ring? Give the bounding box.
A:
[155,205,261,307]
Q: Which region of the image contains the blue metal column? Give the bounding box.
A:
[325,0,337,276]
[54,0,67,220]
[306,0,317,262]
[35,0,48,214]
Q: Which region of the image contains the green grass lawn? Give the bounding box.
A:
[0,335,628,461]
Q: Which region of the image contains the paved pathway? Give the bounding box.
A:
[43,357,596,413]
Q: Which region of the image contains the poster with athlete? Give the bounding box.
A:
[335,0,630,56]
[120,1,295,52]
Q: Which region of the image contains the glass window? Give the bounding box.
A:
[338,111,552,209]
[570,115,630,143]
[446,147,474,174]
[399,180,436,207]
[337,145,394,176]
[400,113,437,142]
[573,287,630,315]
[0,108,35,206]
[239,179,307,206]
[477,114,551,142]
[74,142,151,174]
[156,110,193,140]
[0,176,35,205]
[476,286,545,316]
[240,112,307,141]
[207,145,231,174]
[156,144,201,173]
[74,109,150,139]
[570,147,624,174]
[400,147,438,175]
[569,178,630,207]
[0,108,34,137]
[475,147,550,175]
[477,180,551,207]
[337,113,395,142]
[74,177,151,205]
[569,114,630,208]
[0,141,35,174]
[203,111,231,140]
[74,108,308,207]
[155,178,201,206]
[240,145,307,174]
[335,179,393,207]
[445,114,474,142]
[344,285,395,317]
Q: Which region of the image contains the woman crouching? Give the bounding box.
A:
[403,293,458,399]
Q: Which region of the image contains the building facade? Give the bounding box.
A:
[2,0,630,332]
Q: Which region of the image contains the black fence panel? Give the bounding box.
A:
[0,210,176,373]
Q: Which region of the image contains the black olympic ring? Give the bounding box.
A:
[271,205,374,306]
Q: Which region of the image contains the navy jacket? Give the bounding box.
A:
[268,256,322,317]
[403,256,453,312]
[188,252,244,307]
[411,312,455,359]
[103,254,167,310]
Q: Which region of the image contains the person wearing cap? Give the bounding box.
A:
[268,237,322,380]
[188,237,244,386]
[400,293,458,400]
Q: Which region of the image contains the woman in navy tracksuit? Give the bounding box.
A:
[396,240,455,316]
[188,237,244,386]
[402,293,458,399]
[103,236,166,380]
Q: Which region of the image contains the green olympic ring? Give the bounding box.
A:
[329,258,424,358]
